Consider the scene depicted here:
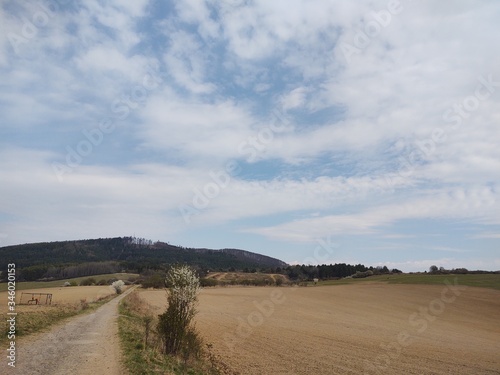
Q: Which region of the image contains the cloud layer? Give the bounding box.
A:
[1,0,499,271]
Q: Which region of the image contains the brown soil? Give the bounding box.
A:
[139,283,500,374]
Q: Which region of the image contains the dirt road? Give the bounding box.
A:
[6,286,135,375]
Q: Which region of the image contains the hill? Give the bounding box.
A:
[0,237,287,281]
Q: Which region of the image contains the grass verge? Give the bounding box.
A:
[118,291,224,375]
[0,294,115,347]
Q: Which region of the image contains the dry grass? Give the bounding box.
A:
[0,285,121,314]
[205,272,288,285]
[0,273,139,292]
[0,288,116,347]
[139,283,500,374]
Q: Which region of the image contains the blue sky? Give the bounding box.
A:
[0,0,499,271]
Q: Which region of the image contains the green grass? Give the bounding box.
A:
[0,273,139,292]
[311,273,500,290]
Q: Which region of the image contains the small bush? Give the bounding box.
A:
[80,277,97,286]
[141,273,165,288]
[112,280,125,294]
[97,279,108,285]
[80,298,89,310]
[181,326,203,362]
[352,270,374,279]
[200,278,218,287]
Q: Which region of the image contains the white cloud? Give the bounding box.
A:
[163,30,216,94]
[470,232,500,239]
[0,147,202,245]
[244,186,499,242]
[140,92,255,161]
[174,0,220,39]
[280,87,309,110]
[1,1,499,270]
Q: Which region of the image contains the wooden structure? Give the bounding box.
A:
[20,292,53,305]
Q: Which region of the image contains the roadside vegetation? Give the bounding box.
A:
[0,293,116,347]
[119,266,226,375]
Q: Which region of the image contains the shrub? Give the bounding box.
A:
[80,277,96,286]
[80,298,89,310]
[200,278,218,287]
[97,279,108,285]
[180,326,203,362]
[112,280,125,294]
[352,270,374,278]
[141,273,165,289]
[157,265,200,355]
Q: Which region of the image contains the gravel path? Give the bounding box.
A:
[10,286,136,375]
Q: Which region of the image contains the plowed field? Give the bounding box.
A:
[139,282,500,374]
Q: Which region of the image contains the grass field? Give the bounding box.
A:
[312,273,500,290]
[0,272,139,292]
[139,282,500,374]
[206,272,288,284]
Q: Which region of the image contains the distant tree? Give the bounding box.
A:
[80,277,96,286]
[141,273,165,288]
[429,265,438,273]
[391,268,403,274]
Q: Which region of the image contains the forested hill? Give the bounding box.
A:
[0,237,287,275]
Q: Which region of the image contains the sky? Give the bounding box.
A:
[0,0,499,272]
